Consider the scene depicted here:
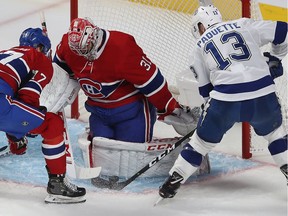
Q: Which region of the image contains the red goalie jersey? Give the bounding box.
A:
[54,30,178,114]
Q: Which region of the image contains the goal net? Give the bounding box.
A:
[70,0,287,159]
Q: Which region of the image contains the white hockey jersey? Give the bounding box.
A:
[190,18,287,102]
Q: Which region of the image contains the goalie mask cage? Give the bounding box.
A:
[69,0,287,159]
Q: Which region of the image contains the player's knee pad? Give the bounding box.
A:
[31,112,64,141]
[180,143,203,166]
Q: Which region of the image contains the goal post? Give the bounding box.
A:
[69,0,287,159]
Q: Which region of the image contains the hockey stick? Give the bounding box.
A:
[91,129,195,190]
[58,109,102,179]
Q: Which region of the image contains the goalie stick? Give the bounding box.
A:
[58,109,101,179]
[91,129,195,190]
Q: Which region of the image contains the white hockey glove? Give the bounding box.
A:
[263,52,283,79]
[159,106,200,136]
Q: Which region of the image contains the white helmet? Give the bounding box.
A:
[191,4,222,39]
[68,17,103,61]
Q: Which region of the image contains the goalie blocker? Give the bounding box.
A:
[40,63,80,113]
[78,131,210,180]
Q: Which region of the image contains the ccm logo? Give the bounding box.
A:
[146,143,174,151]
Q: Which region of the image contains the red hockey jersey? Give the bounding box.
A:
[54,30,178,114]
[0,46,53,107]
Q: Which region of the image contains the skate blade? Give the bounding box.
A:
[153,196,164,207]
[45,194,86,204]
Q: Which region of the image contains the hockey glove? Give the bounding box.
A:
[158,105,199,136]
[263,52,283,79]
[6,134,28,155]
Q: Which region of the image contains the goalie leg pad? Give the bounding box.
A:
[78,134,185,178]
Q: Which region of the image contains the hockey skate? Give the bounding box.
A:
[280,164,287,185]
[159,171,184,199]
[45,172,86,204]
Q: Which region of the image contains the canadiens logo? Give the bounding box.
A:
[78,78,105,98]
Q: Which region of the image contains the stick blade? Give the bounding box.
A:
[75,165,102,179]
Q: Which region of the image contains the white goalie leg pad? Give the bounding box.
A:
[78,133,186,178]
[169,154,198,183]
[40,63,80,113]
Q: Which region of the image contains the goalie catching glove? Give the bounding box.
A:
[158,105,200,136]
[6,134,28,155]
[263,52,283,79]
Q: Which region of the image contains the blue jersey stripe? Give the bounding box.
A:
[42,143,65,156]
[138,69,165,95]
[24,81,42,93]
[214,75,274,94]
[199,82,214,98]
[273,21,287,45]
[8,58,29,81]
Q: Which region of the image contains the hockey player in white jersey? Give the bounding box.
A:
[158,4,288,199]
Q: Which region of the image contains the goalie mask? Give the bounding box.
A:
[191,4,222,39]
[19,28,51,56]
[68,17,101,61]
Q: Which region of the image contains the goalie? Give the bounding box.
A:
[46,17,211,184]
